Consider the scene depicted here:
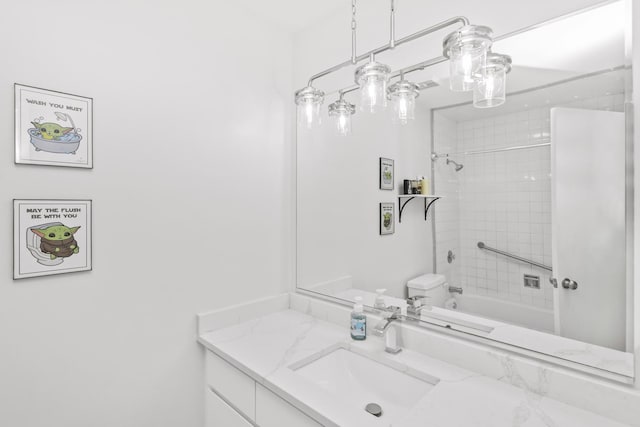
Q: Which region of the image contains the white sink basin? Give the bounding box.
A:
[290,346,438,423]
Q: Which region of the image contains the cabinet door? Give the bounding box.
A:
[206,351,256,421]
[255,383,322,427]
[205,387,253,427]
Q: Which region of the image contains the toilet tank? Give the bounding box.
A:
[407,274,448,307]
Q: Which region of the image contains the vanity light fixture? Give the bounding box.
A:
[473,52,512,108]
[295,1,507,134]
[328,97,356,135]
[295,86,325,129]
[355,55,392,113]
[442,25,494,92]
[387,75,420,124]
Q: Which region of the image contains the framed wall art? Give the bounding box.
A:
[13,199,92,280]
[379,157,394,190]
[15,84,93,168]
[379,202,395,235]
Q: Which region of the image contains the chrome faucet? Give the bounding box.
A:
[406,296,431,316]
[372,306,402,354]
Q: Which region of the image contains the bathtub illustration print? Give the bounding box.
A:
[15,84,93,168]
[29,112,83,155]
[14,199,92,280]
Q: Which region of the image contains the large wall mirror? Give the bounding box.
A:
[296,1,634,380]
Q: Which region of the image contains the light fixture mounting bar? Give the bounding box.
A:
[391,56,448,80]
[332,56,445,100]
[339,85,360,97]
[307,15,470,87]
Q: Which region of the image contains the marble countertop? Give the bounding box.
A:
[199,309,630,427]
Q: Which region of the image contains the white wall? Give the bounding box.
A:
[0,1,292,426]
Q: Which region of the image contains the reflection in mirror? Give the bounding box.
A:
[296,1,633,380]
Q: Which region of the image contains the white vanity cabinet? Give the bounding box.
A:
[205,387,253,427]
[205,351,321,427]
[206,350,255,420]
[255,383,321,427]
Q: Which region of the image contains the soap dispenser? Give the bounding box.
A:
[374,289,387,310]
[350,297,366,341]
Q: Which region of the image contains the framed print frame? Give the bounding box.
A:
[13,199,93,280]
[379,157,394,190]
[15,84,93,168]
[379,202,395,235]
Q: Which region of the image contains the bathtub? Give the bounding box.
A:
[28,128,82,154]
[445,292,554,333]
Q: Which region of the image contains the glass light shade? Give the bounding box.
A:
[443,25,493,92]
[328,99,356,135]
[295,86,324,128]
[387,80,420,125]
[355,61,391,113]
[473,53,512,109]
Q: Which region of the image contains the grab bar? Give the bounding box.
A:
[477,242,552,272]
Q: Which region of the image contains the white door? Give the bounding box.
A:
[551,108,626,350]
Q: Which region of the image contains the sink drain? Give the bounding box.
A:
[365,403,383,417]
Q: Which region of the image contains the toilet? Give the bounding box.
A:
[406,273,449,307]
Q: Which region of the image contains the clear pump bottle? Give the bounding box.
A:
[350,297,366,341]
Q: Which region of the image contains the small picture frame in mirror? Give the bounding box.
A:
[379,157,394,190]
[379,202,395,235]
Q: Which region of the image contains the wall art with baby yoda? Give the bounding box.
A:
[379,202,395,236]
[15,84,93,168]
[13,199,92,280]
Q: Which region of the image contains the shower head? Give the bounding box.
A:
[446,158,464,172]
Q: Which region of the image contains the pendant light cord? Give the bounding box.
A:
[390,0,396,48]
[351,0,357,64]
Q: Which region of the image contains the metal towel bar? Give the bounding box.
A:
[477,241,552,272]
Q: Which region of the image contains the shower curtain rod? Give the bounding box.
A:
[432,142,550,160]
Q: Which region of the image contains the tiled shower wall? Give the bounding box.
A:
[455,110,554,309]
[433,93,625,310]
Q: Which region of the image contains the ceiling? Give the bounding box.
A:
[434,68,627,122]
[233,0,345,33]
[238,0,628,122]
[418,0,627,119]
